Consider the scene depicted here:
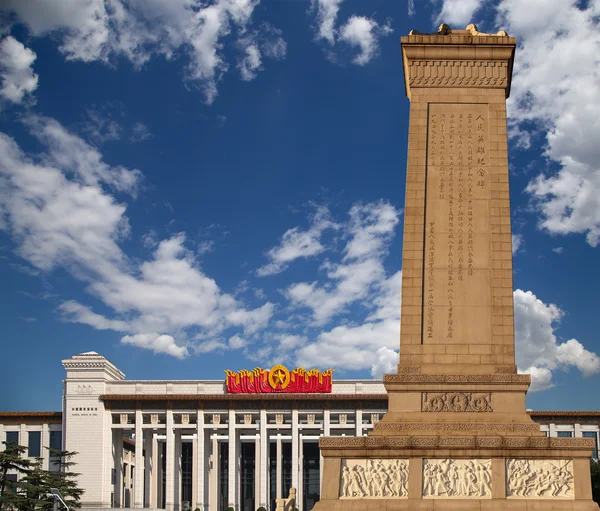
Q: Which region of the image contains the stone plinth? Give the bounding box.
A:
[313,24,598,511]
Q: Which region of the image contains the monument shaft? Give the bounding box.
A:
[313,25,598,511]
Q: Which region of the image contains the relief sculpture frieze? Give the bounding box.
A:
[506,459,574,499]
[340,459,409,498]
[422,392,492,412]
[423,459,491,498]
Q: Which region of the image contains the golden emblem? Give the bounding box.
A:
[268,364,290,390]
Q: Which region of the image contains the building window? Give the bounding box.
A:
[6,431,19,445]
[557,431,573,438]
[582,432,599,459]
[50,431,62,451]
[28,431,41,458]
[5,474,18,492]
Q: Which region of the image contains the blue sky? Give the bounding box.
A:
[0,0,599,412]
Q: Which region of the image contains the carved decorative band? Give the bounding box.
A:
[374,422,540,432]
[397,366,422,373]
[384,373,530,383]
[422,392,492,412]
[408,60,509,87]
[340,459,409,498]
[319,435,555,450]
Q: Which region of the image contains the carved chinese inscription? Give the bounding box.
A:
[506,459,574,499]
[423,459,491,498]
[340,459,409,498]
[424,104,491,345]
[422,392,492,412]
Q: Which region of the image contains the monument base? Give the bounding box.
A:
[313,499,599,511]
[313,373,598,510]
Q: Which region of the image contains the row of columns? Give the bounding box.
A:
[110,407,374,511]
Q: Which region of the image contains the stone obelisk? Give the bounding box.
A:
[314,24,598,511]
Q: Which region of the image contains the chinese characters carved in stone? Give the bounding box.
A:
[340,459,409,498]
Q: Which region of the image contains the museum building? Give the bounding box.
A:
[1,352,598,511]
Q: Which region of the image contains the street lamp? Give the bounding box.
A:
[46,488,69,511]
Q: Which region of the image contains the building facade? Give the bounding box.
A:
[1,351,598,511]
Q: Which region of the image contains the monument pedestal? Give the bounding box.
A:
[313,24,598,511]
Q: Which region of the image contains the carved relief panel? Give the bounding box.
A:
[422,459,491,498]
[340,459,409,498]
[422,392,492,412]
[506,459,574,499]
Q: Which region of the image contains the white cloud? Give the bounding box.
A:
[3,0,286,104]
[0,36,38,105]
[237,25,286,81]
[311,0,344,44]
[286,202,400,324]
[435,0,484,27]
[512,234,522,255]
[81,108,123,145]
[408,0,415,16]
[552,246,563,255]
[371,347,399,378]
[339,16,392,66]
[257,206,338,276]
[228,334,247,349]
[294,270,402,370]
[0,116,274,358]
[310,0,392,65]
[238,40,262,81]
[130,122,152,143]
[514,289,600,391]
[122,333,188,359]
[496,0,600,246]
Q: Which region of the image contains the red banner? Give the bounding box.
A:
[225,365,333,393]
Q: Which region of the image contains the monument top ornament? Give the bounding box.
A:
[312,22,598,511]
[409,23,509,37]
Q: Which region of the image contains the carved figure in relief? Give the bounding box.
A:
[423,460,491,498]
[340,460,409,498]
[506,459,574,498]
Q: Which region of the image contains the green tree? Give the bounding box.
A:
[20,458,51,511]
[0,441,33,511]
[42,449,83,510]
[591,459,600,505]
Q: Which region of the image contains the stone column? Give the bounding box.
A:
[228,410,237,509]
[276,436,282,500]
[174,428,182,511]
[151,433,159,508]
[196,409,205,510]
[42,424,50,470]
[134,409,144,508]
[191,431,197,510]
[144,430,152,507]
[291,409,299,495]
[297,436,304,511]
[259,409,268,508]
[320,409,330,488]
[115,429,124,508]
[209,437,219,511]
[20,423,28,456]
[103,411,114,507]
[165,410,175,511]
[254,434,261,510]
[355,409,363,437]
